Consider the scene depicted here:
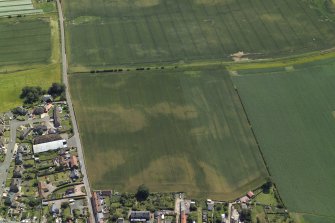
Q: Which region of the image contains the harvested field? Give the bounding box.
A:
[233,60,335,217]
[63,0,335,70]
[69,69,268,199]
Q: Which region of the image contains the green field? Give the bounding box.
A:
[69,69,268,199]
[0,64,61,111]
[63,0,335,70]
[0,16,60,112]
[233,61,335,217]
[0,18,51,67]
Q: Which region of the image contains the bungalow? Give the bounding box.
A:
[13,166,22,178]
[15,153,23,165]
[130,211,151,222]
[239,196,250,203]
[70,169,80,180]
[44,103,53,113]
[50,203,60,215]
[42,94,53,103]
[180,212,187,223]
[69,155,78,168]
[65,187,75,195]
[10,178,21,193]
[206,199,214,211]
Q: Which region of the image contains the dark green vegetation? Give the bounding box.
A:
[0,18,51,67]
[69,69,268,199]
[233,60,335,217]
[63,0,335,70]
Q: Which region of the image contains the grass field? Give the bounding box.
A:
[0,64,61,111]
[232,60,335,217]
[63,0,335,70]
[0,18,51,67]
[0,16,60,112]
[69,69,268,199]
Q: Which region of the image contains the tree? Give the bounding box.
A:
[48,83,66,98]
[61,201,69,209]
[239,209,251,223]
[135,184,149,201]
[9,184,19,193]
[20,86,45,104]
[4,197,11,206]
[12,107,27,116]
[262,179,273,194]
[28,198,41,207]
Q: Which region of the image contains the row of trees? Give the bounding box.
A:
[20,83,66,104]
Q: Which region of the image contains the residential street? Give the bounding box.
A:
[56,0,95,221]
[0,117,49,200]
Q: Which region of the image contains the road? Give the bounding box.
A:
[0,117,49,201]
[56,0,95,222]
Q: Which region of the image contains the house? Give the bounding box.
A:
[48,128,57,134]
[42,94,53,103]
[15,153,23,165]
[50,203,60,215]
[239,196,250,203]
[13,166,22,178]
[206,199,214,211]
[92,192,104,222]
[117,218,124,223]
[180,211,187,223]
[65,187,75,195]
[44,103,53,113]
[92,191,102,213]
[69,155,78,168]
[130,211,151,222]
[38,181,49,197]
[10,178,21,193]
[247,191,254,198]
[70,169,79,180]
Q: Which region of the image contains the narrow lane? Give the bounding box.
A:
[55,0,95,221]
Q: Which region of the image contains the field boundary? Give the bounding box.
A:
[67,47,335,75]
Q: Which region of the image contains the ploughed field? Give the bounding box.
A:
[0,18,51,67]
[63,0,335,69]
[233,60,335,217]
[69,69,268,199]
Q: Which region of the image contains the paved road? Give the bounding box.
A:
[0,117,50,199]
[56,0,95,222]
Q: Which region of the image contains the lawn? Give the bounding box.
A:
[63,0,335,70]
[69,69,268,199]
[232,60,335,217]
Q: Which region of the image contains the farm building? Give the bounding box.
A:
[33,139,67,154]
